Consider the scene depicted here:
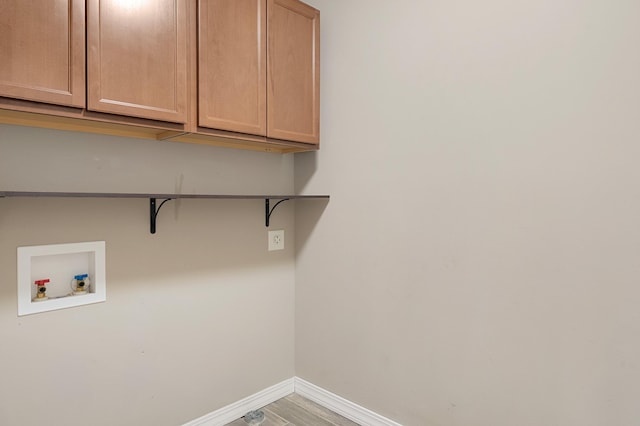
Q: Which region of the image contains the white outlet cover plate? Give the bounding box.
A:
[268,230,285,251]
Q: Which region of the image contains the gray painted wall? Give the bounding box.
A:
[295,1,640,425]
[0,125,296,425]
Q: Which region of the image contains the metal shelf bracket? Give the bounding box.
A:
[150,198,174,234]
[265,198,290,227]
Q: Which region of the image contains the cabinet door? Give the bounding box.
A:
[87,0,188,123]
[0,0,85,107]
[267,0,319,144]
[198,0,267,135]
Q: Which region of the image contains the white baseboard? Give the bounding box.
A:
[294,377,403,426]
[182,377,402,426]
[182,378,294,426]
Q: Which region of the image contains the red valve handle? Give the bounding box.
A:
[35,279,50,286]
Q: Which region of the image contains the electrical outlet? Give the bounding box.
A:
[268,230,285,251]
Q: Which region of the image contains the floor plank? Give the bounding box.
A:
[225,409,289,426]
[263,398,337,426]
[284,394,360,426]
[224,393,360,426]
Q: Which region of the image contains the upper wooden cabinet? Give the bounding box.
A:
[198,0,267,136]
[87,0,189,123]
[198,0,319,145]
[0,0,319,152]
[267,0,319,144]
[0,0,85,108]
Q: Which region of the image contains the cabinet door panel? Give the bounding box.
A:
[0,0,85,107]
[199,0,266,135]
[267,0,319,144]
[87,0,188,123]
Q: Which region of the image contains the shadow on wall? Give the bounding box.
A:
[293,150,328,255]
[294,197,329,256]
[294,151,318,194]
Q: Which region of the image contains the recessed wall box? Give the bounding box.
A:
[17,241,106,316]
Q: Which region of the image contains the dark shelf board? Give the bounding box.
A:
[0,191,329,200]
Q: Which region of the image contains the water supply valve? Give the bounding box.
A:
[33,279,50,302]
[71,274,91,295]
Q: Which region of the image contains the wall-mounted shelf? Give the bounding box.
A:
[0,191,329,234]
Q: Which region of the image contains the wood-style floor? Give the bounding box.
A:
[225,394,361,426]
